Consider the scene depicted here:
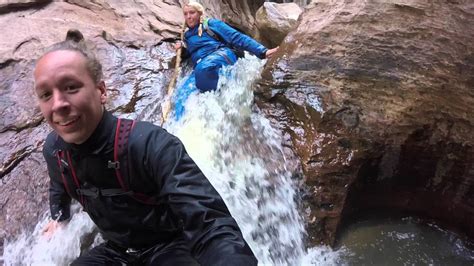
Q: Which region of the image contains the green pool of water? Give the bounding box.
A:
[337,216,474,265]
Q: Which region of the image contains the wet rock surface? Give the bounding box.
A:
[256,0,474,245]
[197,0,265,34]
[256,2,302,47]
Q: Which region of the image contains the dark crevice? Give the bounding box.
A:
[14,38,40,52]
[0,1,52,15]
[163,0,181,7]
[122,66,140,75]
[110,81,145,114]
[125,43,140,49]
[153,13,182,28]
[100,31,132,52]
[0,146,34,179]
[0,59,20,70]
[0,114,44,133]
[0,197,10,210]
[148,20,181,40]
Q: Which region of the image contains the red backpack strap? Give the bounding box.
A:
[110,118,158,205]
[55,150,85,206]
[111,118,135,190]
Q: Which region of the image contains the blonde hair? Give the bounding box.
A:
[185,2,205,15]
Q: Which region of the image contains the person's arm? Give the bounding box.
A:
[42,220,62,238]
[265,46,279,59]
[174,41,190,60]
[134,123,257,265]
[209,18,276,59]
[42,133,72,234]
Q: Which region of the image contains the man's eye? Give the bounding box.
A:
[38,91,52,100]
[65,85,79,92]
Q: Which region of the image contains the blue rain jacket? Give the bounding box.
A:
[183,18,268,92]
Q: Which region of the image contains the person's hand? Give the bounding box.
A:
[42,220,62,239]
[265,46,279,59]
[174,41,183,51]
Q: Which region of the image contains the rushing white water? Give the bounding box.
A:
[164,55,342,265]
[3,205,98,265]
[3,54,343,265]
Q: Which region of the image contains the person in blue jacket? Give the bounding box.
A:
[175,2,279,92]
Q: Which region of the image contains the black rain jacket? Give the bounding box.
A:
[42,111,257,265]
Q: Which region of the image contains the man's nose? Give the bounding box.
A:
[51,91,70,112]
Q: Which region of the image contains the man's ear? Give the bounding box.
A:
[97,81,107,104]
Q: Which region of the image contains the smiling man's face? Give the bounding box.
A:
[34,50,107,144]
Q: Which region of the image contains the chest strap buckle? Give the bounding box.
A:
[108,160,120,169]
[76,187,99,199]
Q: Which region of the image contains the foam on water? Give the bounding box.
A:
[4,205,97,265]
[164,54,343,265]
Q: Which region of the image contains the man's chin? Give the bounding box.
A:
[59,133,87,144]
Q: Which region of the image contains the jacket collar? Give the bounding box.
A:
[58,110,117,155]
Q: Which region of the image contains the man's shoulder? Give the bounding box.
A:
[42,131,60,158]
[129,120,171,142]
[125,120,184,166]
[44,131,59,149]
[131,120,165,135]
[129,120,180,148]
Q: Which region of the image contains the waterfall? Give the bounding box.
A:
[3,53,343,265]
[164,55,342,265]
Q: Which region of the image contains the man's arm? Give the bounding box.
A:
[43,134,72,223]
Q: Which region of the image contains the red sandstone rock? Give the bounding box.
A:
[256,0,474,245]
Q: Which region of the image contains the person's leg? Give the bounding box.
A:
[142,237,199,266]
[71,242,129,266]
[194,60,220,92]
[194,50,236,92]
[174,74,197,119]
